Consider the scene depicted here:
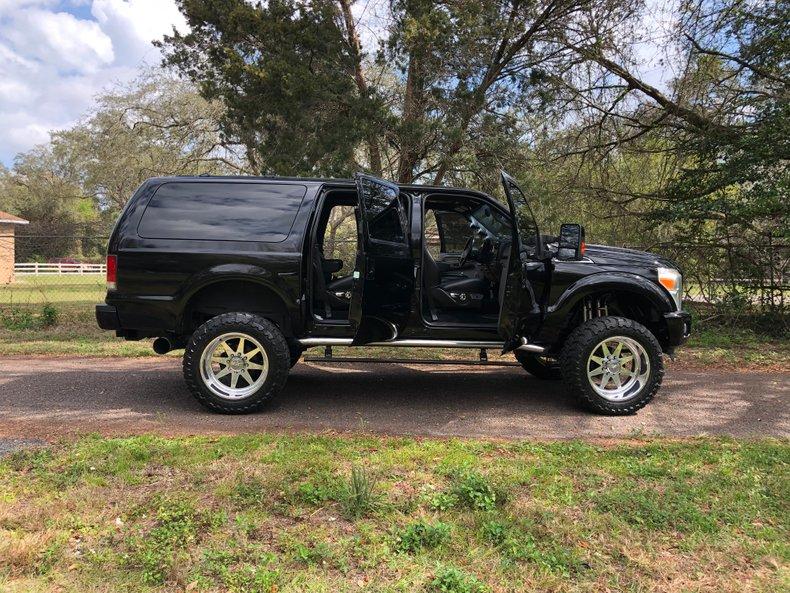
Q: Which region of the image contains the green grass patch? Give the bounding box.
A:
[0,435,787,591]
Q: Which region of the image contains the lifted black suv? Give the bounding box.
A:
[96,172,690,415]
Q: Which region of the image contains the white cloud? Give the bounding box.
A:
[4,8,114,71]
[0,0,187,165]
[91,0,186,66]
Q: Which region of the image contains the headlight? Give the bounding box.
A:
[657,267,683,310]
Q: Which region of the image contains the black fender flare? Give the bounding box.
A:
[177,264,296,332]
[546,271,674,324]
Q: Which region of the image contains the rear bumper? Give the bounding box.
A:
[95,304,120,330]
[665,310,692,347]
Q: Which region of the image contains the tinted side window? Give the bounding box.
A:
[437,212,473,252]
[138,182,307,242]
[358,177,406,244]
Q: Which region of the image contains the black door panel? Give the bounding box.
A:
[497,171,544,351]
[349,174,414,344]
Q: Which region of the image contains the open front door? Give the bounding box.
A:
[498,171,544,353]
[349,173,414,344]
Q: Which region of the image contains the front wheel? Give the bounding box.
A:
[183,312,290,414]
[560,316,664,415]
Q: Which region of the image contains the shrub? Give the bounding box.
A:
[395,521,452,553]
[41,303,58,327]
[427,566,488,593]
[340,465,378,518]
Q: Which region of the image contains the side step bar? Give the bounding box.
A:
[297,337,545,354]
[303,355,521,367]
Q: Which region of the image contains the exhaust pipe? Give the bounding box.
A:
[153,337,186,355]
[152,337,172,355]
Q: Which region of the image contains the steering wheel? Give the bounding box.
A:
[458,236,474,267]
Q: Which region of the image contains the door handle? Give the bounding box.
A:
[523,261,542,272]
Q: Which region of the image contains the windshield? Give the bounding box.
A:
[469,203,511,241]
[503,176,540,256]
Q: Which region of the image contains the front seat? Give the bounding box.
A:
[423,248,487,312]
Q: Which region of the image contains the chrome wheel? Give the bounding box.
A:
[586,336,650,402]
[199,332,269,400]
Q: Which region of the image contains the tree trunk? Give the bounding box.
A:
[338,0,383,176]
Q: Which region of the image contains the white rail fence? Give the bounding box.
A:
[15,262,106,275]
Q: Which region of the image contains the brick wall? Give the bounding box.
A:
[0,223,15,284]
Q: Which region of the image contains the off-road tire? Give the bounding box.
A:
[514,351,563,380]
[560,316,663,415]
[183,312,290,414]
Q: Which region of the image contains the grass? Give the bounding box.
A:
[0,435,787,591]
[0,274,104,305]
[0,279,786,368]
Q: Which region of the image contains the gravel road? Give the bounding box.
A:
[0,356,787,441]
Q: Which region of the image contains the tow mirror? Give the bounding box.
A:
[558,223,585,260]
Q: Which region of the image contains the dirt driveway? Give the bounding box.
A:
[0,356,787,441]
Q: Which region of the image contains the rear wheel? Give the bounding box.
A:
[183,312,290,414]
[560,316,663,415]
[514,351,562,380]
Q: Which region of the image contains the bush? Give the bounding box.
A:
[0,304,59,329]
[41,303,58,327]
[395,521,452,553]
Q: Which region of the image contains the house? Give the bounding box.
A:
[0,211,29,284]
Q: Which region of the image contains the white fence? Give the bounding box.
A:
[15,262,106,275]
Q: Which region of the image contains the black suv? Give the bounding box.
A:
[96,172,691,415]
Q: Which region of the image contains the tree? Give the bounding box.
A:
[159,0,638,185]
[159,0,383,177]
[0,70,235,260]
[53,70,238,214]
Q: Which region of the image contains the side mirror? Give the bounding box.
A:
[558,223,585,260]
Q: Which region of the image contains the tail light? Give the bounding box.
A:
[106,254,117,290]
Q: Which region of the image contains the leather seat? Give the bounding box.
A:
[423,248,486,311]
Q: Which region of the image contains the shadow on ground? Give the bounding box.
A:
[0,357,787,439]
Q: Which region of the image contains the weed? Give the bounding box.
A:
[230,477,267,506]
[199,548,279,592]
[293,541,333,566]
[451,471,502,511]
[395,521,452,553]
[428,492,458,511]
[126,499,204,585]
[296,480,334,506]
[480,520,507,546]
[0,306,36,330]
[340,465,379,518]
[427,565,488,593]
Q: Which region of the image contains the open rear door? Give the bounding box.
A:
[498,171,544,353]
[349,173,414,344]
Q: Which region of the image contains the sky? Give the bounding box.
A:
[0,0,674,169]
[0,0,187,166]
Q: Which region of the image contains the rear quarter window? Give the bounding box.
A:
[137,182,308,242]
